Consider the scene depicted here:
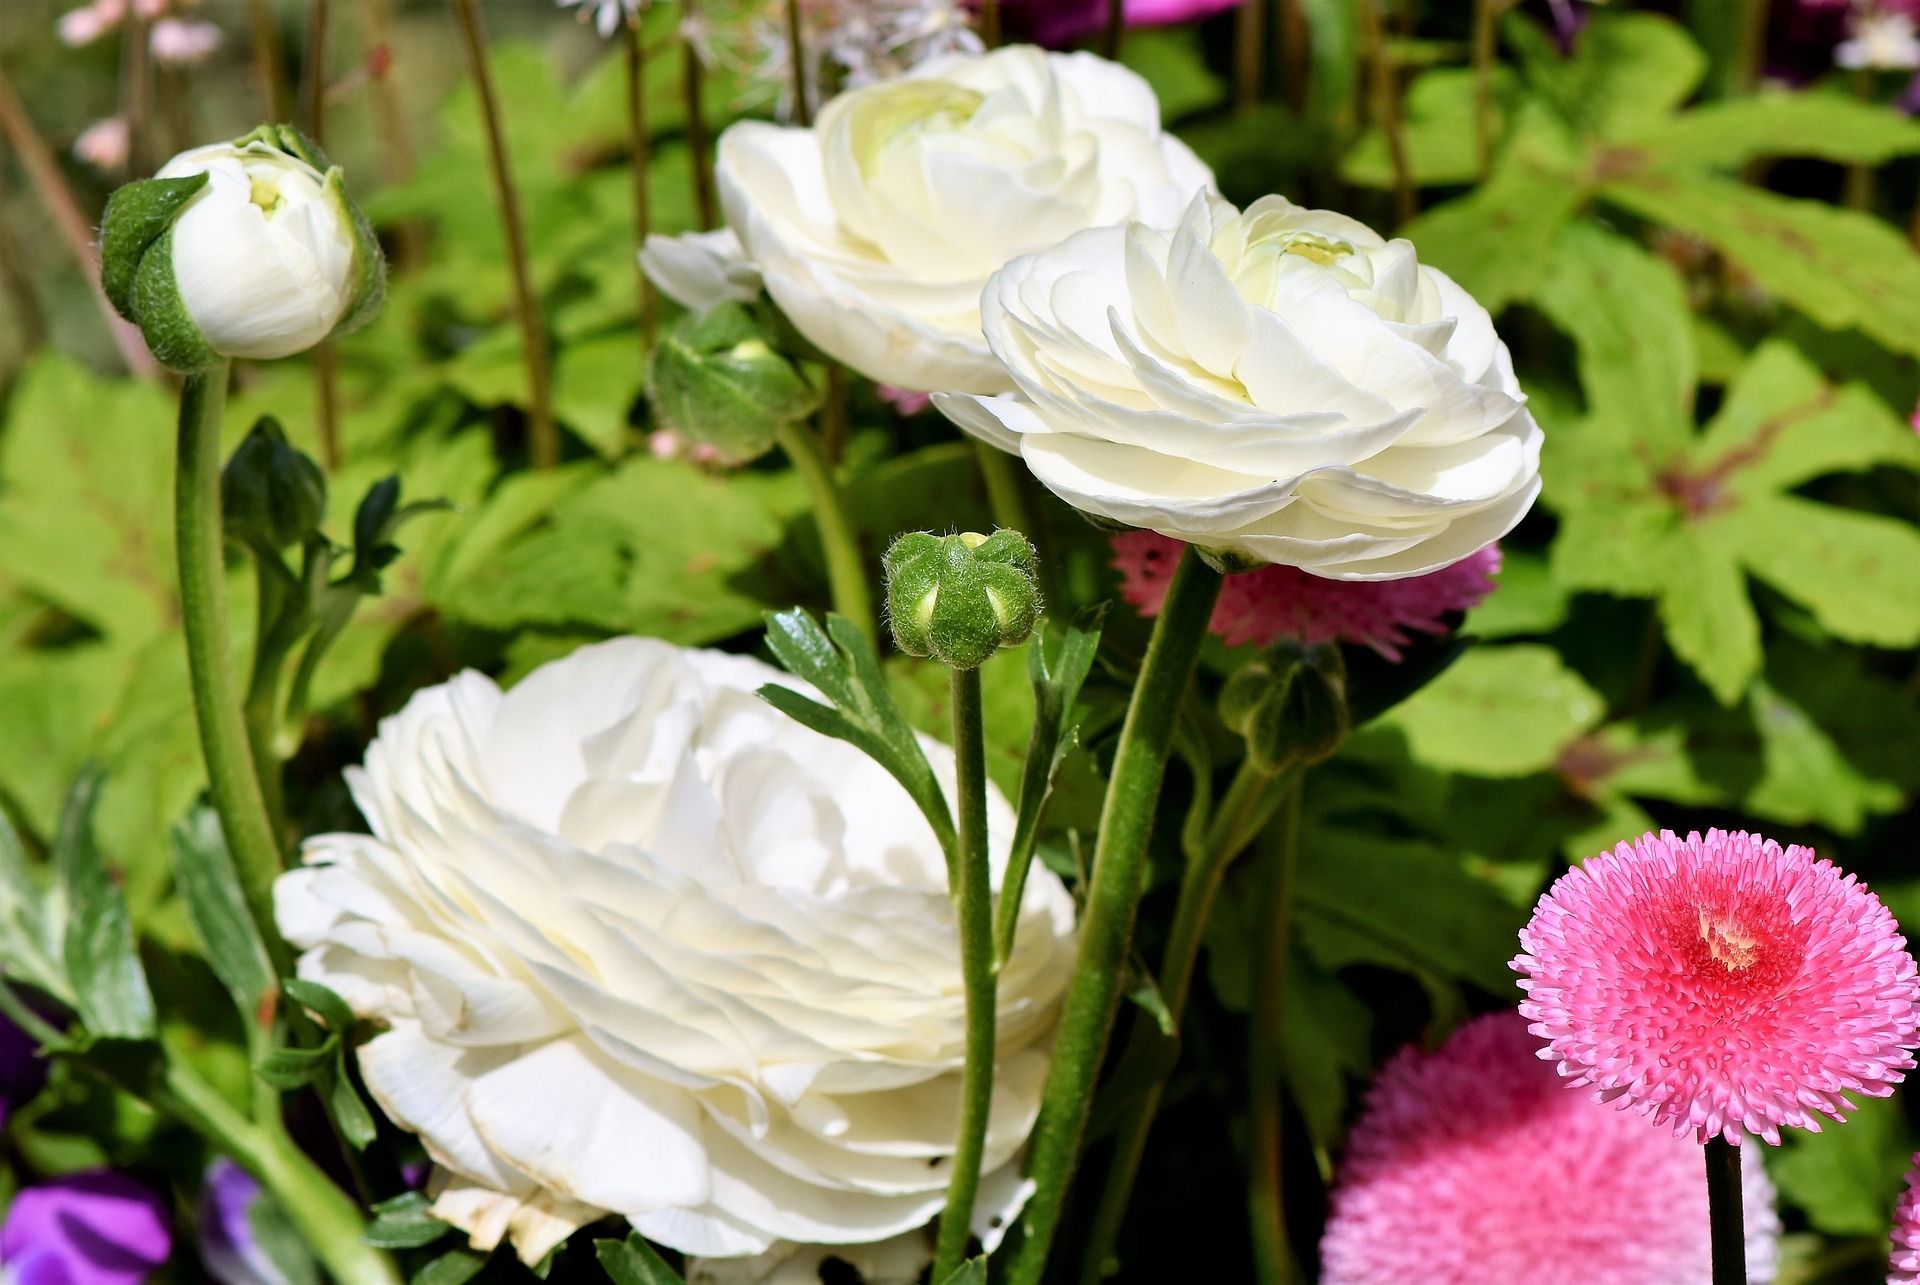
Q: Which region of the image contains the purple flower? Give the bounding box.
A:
[0,1172,171,1285]
[995,0,1240,47]
[196,1161,296,1285]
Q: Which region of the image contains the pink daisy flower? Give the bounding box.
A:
[1111,530,1500,660]
[1514,830,1920,1146]
[1892,1154,1920,1284]
[1321,1012,1781,1285]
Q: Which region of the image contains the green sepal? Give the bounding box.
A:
[98,173,208,320]
[649,303,819,463]
[222,417,329,552]
[234,123,334,171]
[882,528,1042,670]
[1220,641,1351,775]
[324,166,387,337]
[129,226,221,372]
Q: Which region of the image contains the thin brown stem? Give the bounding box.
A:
[312,342,341,470]
[1277,0,1306,115]
[1360,0,1415,226]
[1101,0,1125,61]
[785,0,812,127]
[625,19,658,350]
[450,0,560,469]
[980,0,1001,47]
[1844,69,1875,212]
[1235,0,1264,114]
[301,0,331,144]
[246,0,295,121]
[0,66,156,377]
[682,0,717,230]
[1734,0,1771,97]
[360,0,411,181]
[121,11,154,176]
[1471,0,1506,178]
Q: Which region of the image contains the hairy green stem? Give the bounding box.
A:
[243,559,294,850]
[451,0,559,469]
[1247,777,1304,1285]
[1079,760,1298,1285]
[1705,1137,1746,1285]
[1005,547,1223,1285]
[159,1053,402,1285]
[177,368,288,959]
[775,419,874,644]
[934,667,997,1283]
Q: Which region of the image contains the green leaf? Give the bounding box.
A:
[1623,90,1920,171]
[594,1233,686,1285]
[0,808,70,1004]
[282,978,356,1034]
[246,1188,321,1285]
[1461,551,1570,638]
[328,1060,378,1150]
[1385,645,1605,777]
[412,1248,491,1285]
[1120,27,1225,122]
[1401,103,1584,313]
[1283,953,1374,1150]
[1770,1091,1914,1236]
[1533,224,1695,449]
[554,332,645,459]
[935,1259,987,1285]
[1343,67,1518,188]
[1602,172,1920,359]
[254,1043,336,1090]
[1728,496,1920,649]
[1512,10,1706,140]
[364,1193,454,1250]
[171,806,273,1019]
[1744,681,1901,834]
[56,768,154,1040]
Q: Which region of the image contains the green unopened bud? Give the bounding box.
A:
[884,529,1041,670]
[222,417,327,552]
[1220,641,1350,774]
[99,126,385,371]
[649,303,819,462]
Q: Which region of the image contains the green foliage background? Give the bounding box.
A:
[2,2,1919,1282]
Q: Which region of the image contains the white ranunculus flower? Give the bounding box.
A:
[714,43,1215,394]
[155,141,360,359]
[937,195,1544,579]
[640,228,765,311]
[275,639,1076,1265]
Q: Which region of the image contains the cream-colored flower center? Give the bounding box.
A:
[1698,909,1761,972]
[843,80,991,183]
[249,174,287,216]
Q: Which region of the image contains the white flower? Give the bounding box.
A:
[937,195,1543,579]
[558,0,646,38]
[275,638,1077,1264]
[641,227,765,311]
[1837,6,1920,69]
[717,44,1214,394]
[73,117,130,171]
[154,139,360,359]
[150,16,221,64]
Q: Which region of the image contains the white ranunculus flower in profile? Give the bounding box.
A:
[937,195,1544,580]
[712,43,1215,394]
[275,639,1076,1265]
[155,141,360,359]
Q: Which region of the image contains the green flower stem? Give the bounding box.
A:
[1079,759,1299,1285]
[1247,774,1304,1285]
[972,442,1033,544]
[934,666,997,1283]
[157,1051,402,1285]
[1005,546,1223,1285]
[243,558,295,849]
[1705,1136,1747,1285]
[177,367,288,960]
[775,419,874,645]
[450,0,559,470]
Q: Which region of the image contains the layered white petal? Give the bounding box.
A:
[276,639,1075,1264]
[716,44,1215,393]
[945,195,1543,578]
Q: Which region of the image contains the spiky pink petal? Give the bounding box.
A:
[1112,531,1499,660]
[1321,1012,1780,1285]
[1891,1154,1920,1284]
[1514,830,1920,1146]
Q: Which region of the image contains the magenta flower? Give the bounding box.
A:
[995,0,1240,47]
[1,1172,172,1285]
[1321,1012,1780,1285]
[1112,530,1499,659]
[1893,1154,1920,1284]
[1514,830,1920,1146]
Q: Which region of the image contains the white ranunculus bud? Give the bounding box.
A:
[714,44,1215,395]
[274,638,1076,1265]
[100,127,384,370]
[937,194,1544,580]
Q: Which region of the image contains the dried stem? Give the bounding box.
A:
[1235,0,1264,114]
[786,0,812,127]
[979,0,1001,47]
[450,0,560,468]
[1360,0,1415,226]
[1101,0,1125,61]
[0,66,156,377]
[682,0,718,230]
[304,0,341,470]
[246,0,295,121]
[1471,0,1507,178]
[625,18,658,350]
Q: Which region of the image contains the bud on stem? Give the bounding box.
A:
[883,529,1041,670]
